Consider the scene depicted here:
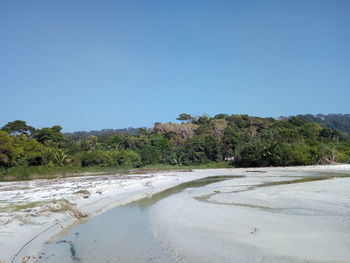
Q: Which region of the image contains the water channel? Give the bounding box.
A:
[36,173,350,263]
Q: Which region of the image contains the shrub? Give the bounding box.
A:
[79,150,112,167]
[109,150,141,167]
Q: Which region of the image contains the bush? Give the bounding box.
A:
[109,150,141,167]
[139,147,160,165]
[42,147,70,166]
[276,143,314,166]
[79,150,112,167]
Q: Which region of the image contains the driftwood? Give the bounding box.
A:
[11,223,59,263]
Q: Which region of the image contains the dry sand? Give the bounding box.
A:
[0,170,202,263]
[149,165,350,263]
[0,164,349,263]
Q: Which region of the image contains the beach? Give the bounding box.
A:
[0,165,349,263]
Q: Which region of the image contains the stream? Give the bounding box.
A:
[36,176,237,263]
[36,172,350,263]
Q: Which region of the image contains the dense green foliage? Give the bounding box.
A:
[1,115,349,179]
[65,127,138,140]
[288,114,350,138]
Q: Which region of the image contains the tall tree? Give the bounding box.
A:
[34,125,66,145]
[1,120,36,136]
[176,113,196,123]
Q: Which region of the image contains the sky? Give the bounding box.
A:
[0,0,349,132]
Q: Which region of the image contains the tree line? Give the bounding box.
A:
[288,114,350,138]
[1,114,349,178]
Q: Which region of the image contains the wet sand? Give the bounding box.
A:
[0,165,349,262]
[149,169,350,262]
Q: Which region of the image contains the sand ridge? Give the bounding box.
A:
[0,164,349,263]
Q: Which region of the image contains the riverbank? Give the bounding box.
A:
[149,165,350,262]
[0,164,349,263]
[0,162,228,181]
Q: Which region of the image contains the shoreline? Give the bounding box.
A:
[1,164,349,263]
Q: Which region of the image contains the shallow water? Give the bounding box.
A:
[196,173,350,210]
[37,175,237,263]
[37,172,350,263]
[37,205,174,263]
[148,173,350,263]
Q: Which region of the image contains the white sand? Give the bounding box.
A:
[0,164,349,263]
[0,170,203,263]
[149,165,350,263]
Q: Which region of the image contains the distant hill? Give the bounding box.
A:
[291,114,350,138]
[64,114,350,140]
[65,127,140,140]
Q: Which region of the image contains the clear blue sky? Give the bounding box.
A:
[1,0,349,132]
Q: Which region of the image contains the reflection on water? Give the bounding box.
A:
[37,175,238,263]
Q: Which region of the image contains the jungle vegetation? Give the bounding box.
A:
[291,114,350,138]
[1,114,349,180]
